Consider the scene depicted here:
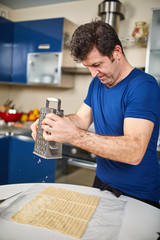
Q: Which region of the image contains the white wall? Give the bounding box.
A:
[0,0,160,114]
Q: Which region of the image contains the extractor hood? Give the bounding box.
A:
[98,0,125,33]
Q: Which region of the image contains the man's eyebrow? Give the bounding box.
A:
[83,62,101,67]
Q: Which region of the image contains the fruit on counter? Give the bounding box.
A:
[20,108,40,122]
[33,108,39,115]
[20,114,28,122]
[28,113,36,121]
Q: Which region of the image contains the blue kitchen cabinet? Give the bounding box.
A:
[12,21,31,84]
[27,18,63,53]
[0,136,57,184]
[0,136,10,184]
[8,136,57,184]
[12,18,64,83]
[0,17,13,82]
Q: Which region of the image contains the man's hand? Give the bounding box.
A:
[30,119,39,140]
[41,113,78,143]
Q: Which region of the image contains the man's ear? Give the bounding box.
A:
[113,45,122,60]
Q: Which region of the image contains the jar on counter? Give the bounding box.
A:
[132,21,148,46]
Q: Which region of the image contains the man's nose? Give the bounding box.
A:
[89,68,99,78]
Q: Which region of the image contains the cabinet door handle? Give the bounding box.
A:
[38,44,50,49]
[67,158,97,170]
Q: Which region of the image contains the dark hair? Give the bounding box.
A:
[70,20,124,62]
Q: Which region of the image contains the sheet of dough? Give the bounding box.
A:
[11,186,100,239]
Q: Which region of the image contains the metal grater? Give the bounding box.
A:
[33,98,64,159]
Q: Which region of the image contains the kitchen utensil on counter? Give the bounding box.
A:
[33,98,64,159]
[0,110,23,123]
[0,99,13,111]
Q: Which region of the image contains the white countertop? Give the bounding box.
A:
[0,183,160,240]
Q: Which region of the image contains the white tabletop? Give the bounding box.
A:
[0,183,160,240]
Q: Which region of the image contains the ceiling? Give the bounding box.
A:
[0,0,83,10]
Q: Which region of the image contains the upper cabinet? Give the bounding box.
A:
[0,17,78,88]
[145,8,160,84]
[27,18,63,52]
[0,17,13,82]
[12,21,30,84]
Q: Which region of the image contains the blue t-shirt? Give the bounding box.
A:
[84,68,160,202]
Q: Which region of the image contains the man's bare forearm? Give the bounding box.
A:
[65,114,87,130]
[68,127,143,165]
[42,113,152,166]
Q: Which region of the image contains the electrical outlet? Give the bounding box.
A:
[0,7,8,19]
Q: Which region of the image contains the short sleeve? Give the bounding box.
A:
[84,78,95,107]
[124,77,160,123]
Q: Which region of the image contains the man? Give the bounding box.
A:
[31,21,160,208]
